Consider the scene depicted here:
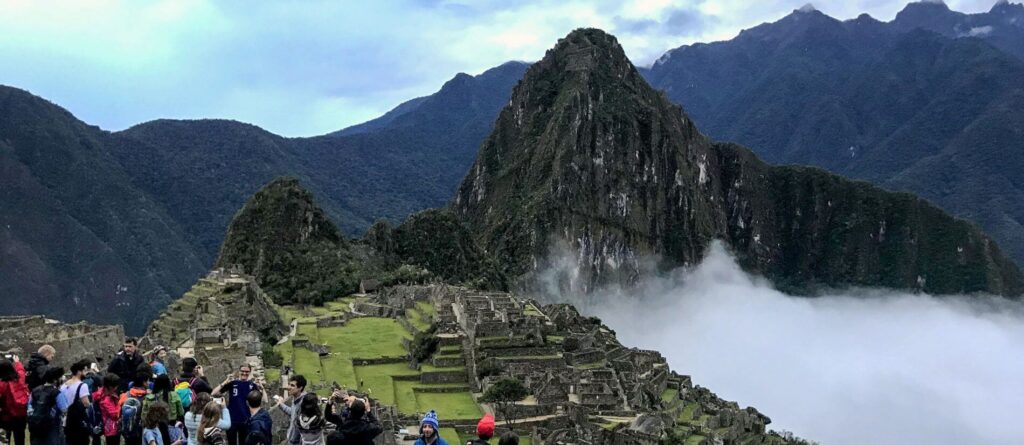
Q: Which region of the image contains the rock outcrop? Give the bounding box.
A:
[215,177,361,305]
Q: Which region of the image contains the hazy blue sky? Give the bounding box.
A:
[0,0,998,136]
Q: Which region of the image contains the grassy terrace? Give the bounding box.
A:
[274,297,482,419]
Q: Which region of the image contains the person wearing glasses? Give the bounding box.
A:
[211,364,262,445]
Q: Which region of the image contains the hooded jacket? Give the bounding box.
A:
[92,387,121,436]
[0,360,29,421]
[25,353,49,391]
[293,413,326,445]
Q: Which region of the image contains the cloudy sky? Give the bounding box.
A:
[0,0,1000,136]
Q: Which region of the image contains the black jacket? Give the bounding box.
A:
[107,351,143,391]
[326,412,383,445]
[25,353,50,391]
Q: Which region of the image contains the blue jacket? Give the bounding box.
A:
[414,435,450,445]
[245,409,273,444]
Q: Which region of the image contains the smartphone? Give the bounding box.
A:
[214,397,224,405]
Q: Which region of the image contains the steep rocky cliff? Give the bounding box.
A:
[453,28,1024,296]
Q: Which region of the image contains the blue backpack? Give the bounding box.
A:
[119,395,144,441]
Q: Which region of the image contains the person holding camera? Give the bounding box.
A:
[212,365,262,445]
[325,395,381,445]
[273,375,307,445]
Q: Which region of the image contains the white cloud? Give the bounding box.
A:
[0,0,1003,136]
[551,242,1024,444]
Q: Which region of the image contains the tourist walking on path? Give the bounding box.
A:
[0,355,29,445]
[92,374,122,445]
[273,375,307,445]
[62,359,95,445]
[212,364,262,445]
[243,391,272,445]
[150,347,169,377]
[142,401,184,445]
[108,338,144,392]
[27,367,67,445]
[325,397,382,445]
[24,346,54,392]
[184,393,231,445]
[196,402,227,445]
[413,410,447,445]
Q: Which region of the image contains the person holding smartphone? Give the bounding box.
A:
[212,365,261,445]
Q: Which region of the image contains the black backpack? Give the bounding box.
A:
[27,385,60,435]
[66,382,103,435]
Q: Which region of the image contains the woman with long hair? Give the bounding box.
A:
[196,401,226,445]
[92,374,122,445]
[151,375,184,422]
[183,393,230,445]
[0,355,29,445]
[293,393,326,445]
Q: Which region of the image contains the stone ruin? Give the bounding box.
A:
[142,268,286,385]
[0,315,124,368]
[357,284,790,445]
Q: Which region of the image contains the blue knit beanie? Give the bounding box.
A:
[421,410,440,430]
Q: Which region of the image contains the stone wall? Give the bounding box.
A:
[421,370,469,384]
[0,316,124,368]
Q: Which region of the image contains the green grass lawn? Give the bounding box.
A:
[318,318,410,358]
[416,300,435,316]
[419,363,467,373]
[269,306,484,421]
[297,322,320,341]
[439,344,463,354]
[407,307,432,332]
[352,363,420,406]
[661,388,679,403]
[679,403,697,423]
[415,391,482,420]
[439,427,460,445]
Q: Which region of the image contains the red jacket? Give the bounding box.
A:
[93,387,121,437]
[0,361,29,421]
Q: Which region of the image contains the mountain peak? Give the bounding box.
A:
[796,3,817,13]
[545,28,634,73]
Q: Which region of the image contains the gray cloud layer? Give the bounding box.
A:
[555,242,1024,444]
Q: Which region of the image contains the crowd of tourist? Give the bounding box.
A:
[1,339,520,445]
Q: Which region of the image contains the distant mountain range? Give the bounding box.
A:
[0,62,526,332]
[4,1,1024,330]
[641,1,1024,264]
